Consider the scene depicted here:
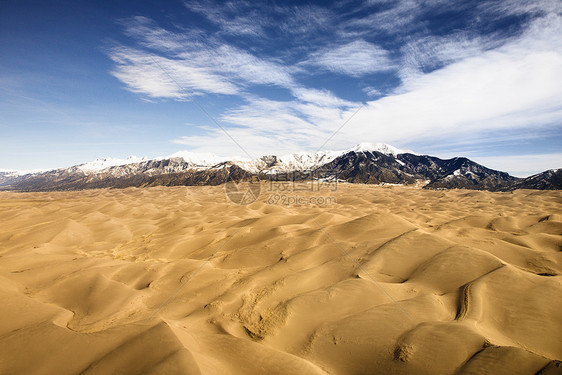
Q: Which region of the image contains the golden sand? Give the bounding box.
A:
[0,185,561,374]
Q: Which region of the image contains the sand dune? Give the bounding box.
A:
[0,185,561,374]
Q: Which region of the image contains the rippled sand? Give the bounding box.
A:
[0,185,561,374]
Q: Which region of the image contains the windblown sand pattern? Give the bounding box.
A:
[0,185,561,374]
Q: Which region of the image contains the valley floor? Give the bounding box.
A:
[0,184,561,374]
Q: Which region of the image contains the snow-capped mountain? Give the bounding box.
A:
[0,143,559,191]
[165,151,233,168]
[228,143,412,173]
[1,143,408,178]
[349,142,414,156]
[0,168,48,177]
[236,150,342,173]
[0,169,49,185]
[77,156,148,173]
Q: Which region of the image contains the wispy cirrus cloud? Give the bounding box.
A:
[476,0,562,19]
[401,33,495,71]
[108,16,297,98]
[303,40,394,76]
[184,0,267,37]
[120,16,202,52]
[109,47,239,98]
[396,31,508,85]
[275,4,334,35]
[184,0,335,38]
[291,87,356,108]
[347,0,423,35]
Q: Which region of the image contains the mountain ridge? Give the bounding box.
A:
[1,143,559,191]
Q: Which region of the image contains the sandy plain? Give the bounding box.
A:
[0,184,561,374]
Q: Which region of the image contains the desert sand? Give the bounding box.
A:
[0,184,561,374]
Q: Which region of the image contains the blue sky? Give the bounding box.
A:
[1,0,561,176]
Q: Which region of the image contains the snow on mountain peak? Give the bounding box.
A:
[78,156,148,172]
[0,168,47,177]
[215,143,415,173]
[276,150,342,170]
[348,142,407,156]
[166,151,233,167]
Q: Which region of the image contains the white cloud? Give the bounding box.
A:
[108,17,298,98]
[362,86,383,97]
[186,44,296,88]
[220,95,353,139]
[304,40,394,76]
[331,15,562,146]
[109,47,239,97]
[291,87,356,107]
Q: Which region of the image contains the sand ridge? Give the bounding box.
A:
[0,185,561,374]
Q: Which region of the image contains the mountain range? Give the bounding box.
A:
[1,143,560,192]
